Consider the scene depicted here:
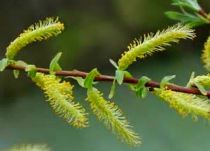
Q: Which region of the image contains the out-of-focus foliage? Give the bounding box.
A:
[5,144,50,151]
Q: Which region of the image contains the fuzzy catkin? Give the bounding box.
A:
[202,36,210,71]
[153,88,210,119]
[190,74,210,87]
[118,24,195,70]
[87,88,141,146]
[32,73,88,128]
[6,17,64,59]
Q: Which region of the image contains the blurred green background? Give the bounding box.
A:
[0,0,210,151]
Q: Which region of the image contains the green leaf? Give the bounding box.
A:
[165,11,206,27]
[25,65,37,78]
[13,70,20,79]
[69,76,85,87]
[109,59,118,69]
[186,72,195,87]
[137,76,151,88]
[115,70,125,85]
[194,82,207,95]
[0,58,9,72]
[172,0,201,12]
[84,68,100,89]
[49,52,62,74]
[108,80,116,99]
[136,87,148,99]
[135,76,151,99]
[12,60,28,78]
[160,75,176,89]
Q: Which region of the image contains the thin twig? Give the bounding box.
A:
[6,64,210,97]
[198,6,210,22]
[198,9,209,18]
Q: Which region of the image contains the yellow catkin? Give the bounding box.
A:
[153,88,210,119]
[118,24,195,70]
[6,144,50,151]
[190,74,210,87]
[6,17,64,59]
[202,36,210,71]
[87,88,141,146]
[32,73,88,128]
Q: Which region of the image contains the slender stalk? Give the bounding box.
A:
[6,64,210,97]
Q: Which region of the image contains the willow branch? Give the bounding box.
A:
[199,9,208,18]
[6,64,210,97]
[198,6,210,22]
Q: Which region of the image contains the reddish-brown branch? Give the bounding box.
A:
[198,9,208,18]
[198,6,210,22]
[6,64,210,97]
